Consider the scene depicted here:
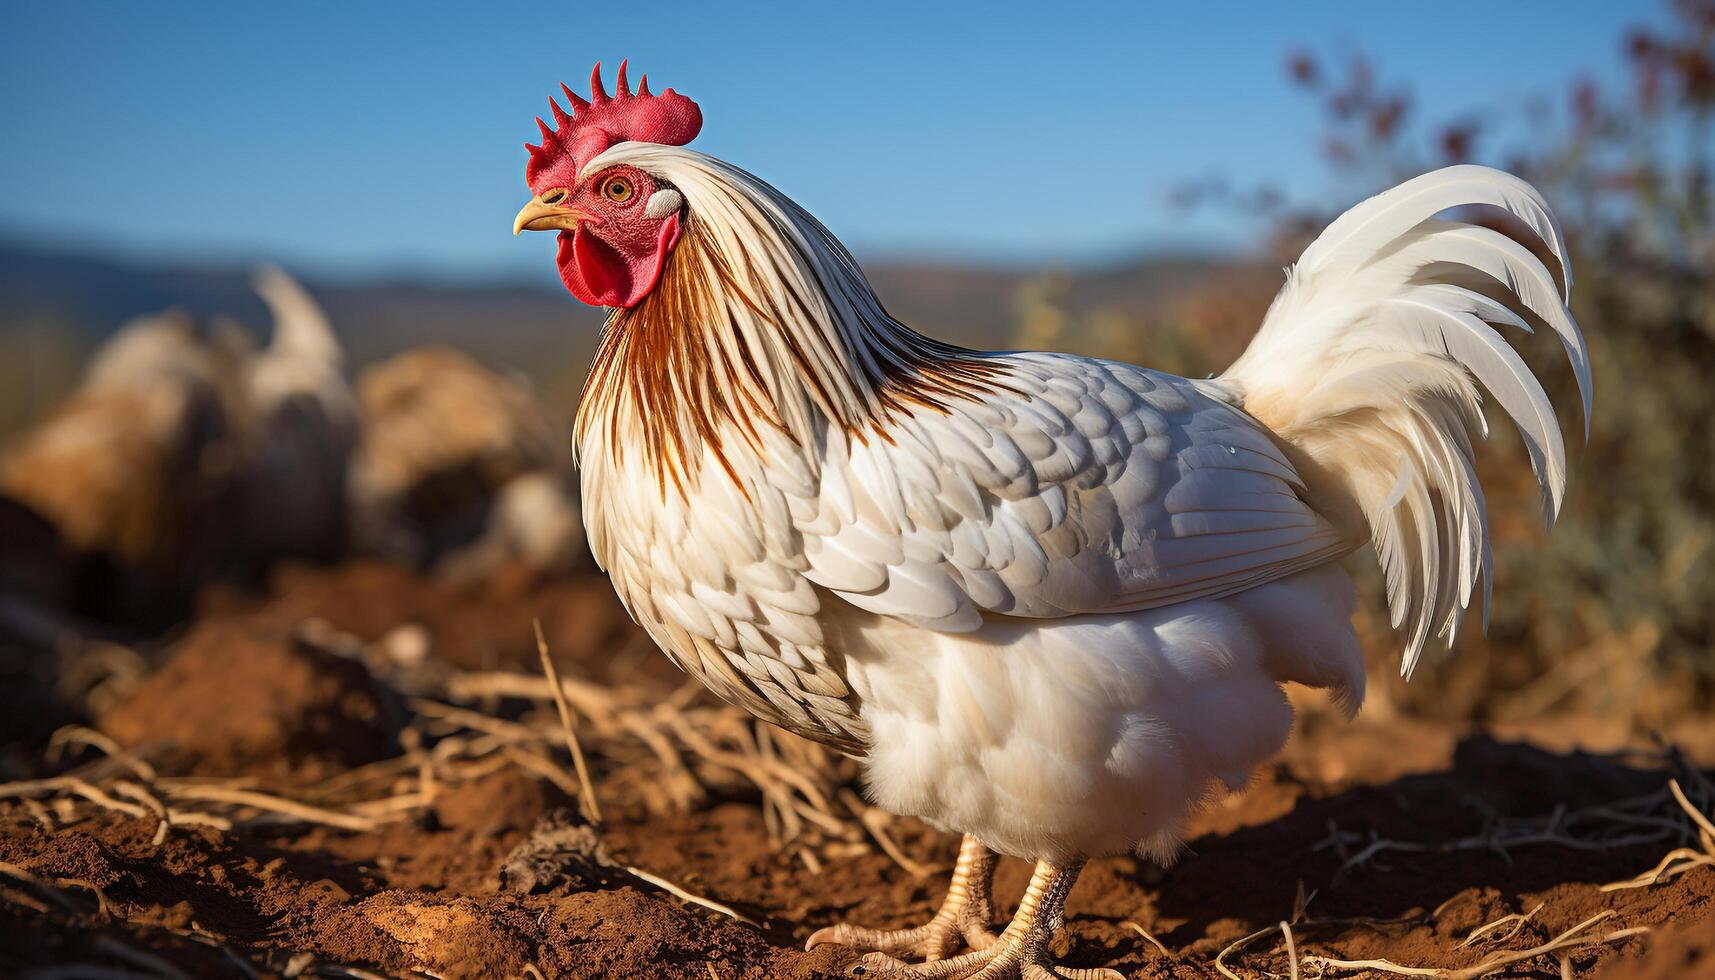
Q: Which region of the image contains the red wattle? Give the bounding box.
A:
[556,214,681,309]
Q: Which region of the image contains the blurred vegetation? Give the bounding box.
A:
[1014,0,1715,725]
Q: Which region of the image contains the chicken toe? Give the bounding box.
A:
[807,834,998,962]
[850,857,1120,980]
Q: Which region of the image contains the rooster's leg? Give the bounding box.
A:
[852,857,1122,980]
[806,833,999,960]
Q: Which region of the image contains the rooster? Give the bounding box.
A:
[512,64,1590,979]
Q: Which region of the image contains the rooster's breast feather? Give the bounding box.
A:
[789,352,1355,632]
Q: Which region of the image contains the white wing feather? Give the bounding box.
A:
[791,354,1353,632]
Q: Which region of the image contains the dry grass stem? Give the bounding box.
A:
[163,809,232,830]
[1124,921,1172,959]
[162,785,380,832]
[1305,910,1649,979]
[623,863,761,928]
[432,662,856,856]
[1670,777,1715,840]
[1457,902,1544,948]
[838,788,934,878]
[111,780,171,845]
[1216,922,1289,980]
[0,861,85,915]
[0,777,150,820]
[504,744,586,799]
[1600,778,1715,891]
[49,726,157,782]
[535,619,603,826]
[407,698,536,742]
[90,937,193,980]
[1210,892,1647,980]
[21,797,55,830]
[173,926,261,979]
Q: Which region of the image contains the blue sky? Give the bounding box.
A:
[0,1,1657,283]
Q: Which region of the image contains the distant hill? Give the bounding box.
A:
[0,239,1278,436]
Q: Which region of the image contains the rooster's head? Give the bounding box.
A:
[513,61,702,308]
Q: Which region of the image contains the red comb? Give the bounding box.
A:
[525,60,702,187]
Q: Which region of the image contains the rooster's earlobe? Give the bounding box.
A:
[644,189,684,220]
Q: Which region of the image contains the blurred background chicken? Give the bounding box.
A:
[349,346,584,583]
[0,268,360,628]
[240,266,359,568]
[0,262,586,639]
[0,308,252,627]
[0,495,75,647]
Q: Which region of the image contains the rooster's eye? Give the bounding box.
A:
[601,177,635,204]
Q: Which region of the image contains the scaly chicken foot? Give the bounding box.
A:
[853,857,1121,980]
[806,834,999,961]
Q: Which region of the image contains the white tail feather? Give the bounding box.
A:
[1223,166,1590,676]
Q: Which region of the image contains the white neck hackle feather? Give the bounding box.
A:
[572,143,998,491]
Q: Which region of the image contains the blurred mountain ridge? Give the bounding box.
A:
[0,237,1276,437]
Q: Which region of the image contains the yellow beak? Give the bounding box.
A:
[513,192,594,235]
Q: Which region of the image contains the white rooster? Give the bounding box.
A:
[512,64,1590,979]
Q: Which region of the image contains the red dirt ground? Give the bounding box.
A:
[2,561,1712,979]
